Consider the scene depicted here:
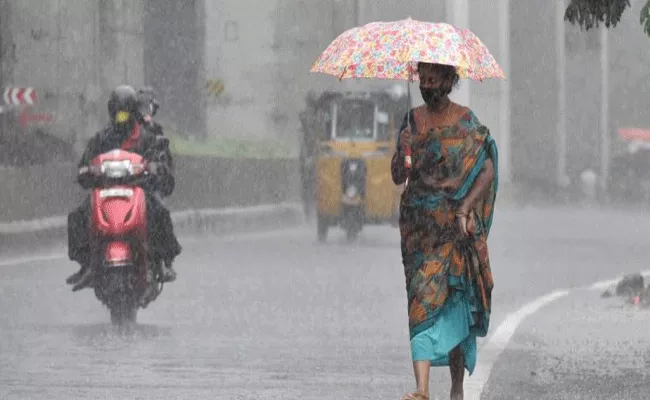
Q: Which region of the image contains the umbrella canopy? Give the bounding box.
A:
[310,18,505,82]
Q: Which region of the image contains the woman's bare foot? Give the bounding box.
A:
[401,391,429,400]
[450,386,464,400]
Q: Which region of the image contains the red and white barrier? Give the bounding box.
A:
[3,87,37,106]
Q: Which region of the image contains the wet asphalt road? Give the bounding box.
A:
[1,207,649,399]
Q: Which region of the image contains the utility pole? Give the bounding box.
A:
[600,25,610,192]
[556,0,570,187]
[498,0,511,183]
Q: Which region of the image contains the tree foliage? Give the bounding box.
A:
[564,0,650,36]
[565,0,630,30]
[641,1,650,36]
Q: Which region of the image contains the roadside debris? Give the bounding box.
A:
[601,273,650,308]
[616,273,644,296]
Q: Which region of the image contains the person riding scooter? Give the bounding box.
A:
[137,86,163,134]
[65,85,181,291]
[136,86,172,203]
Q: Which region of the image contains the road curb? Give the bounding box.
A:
[171,202,305,236]
[0,202,305,254]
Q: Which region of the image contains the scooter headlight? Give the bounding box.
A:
[101,160,133,178]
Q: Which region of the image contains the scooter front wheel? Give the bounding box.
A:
[109,296,138,326]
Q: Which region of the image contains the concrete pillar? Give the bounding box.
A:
[194,0,207,138]
[144,0,205,138]
[498,0,511,183]
[446,0,470,106]
[98,0,145,91]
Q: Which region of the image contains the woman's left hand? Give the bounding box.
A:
[456,213,469,238]
[456,207,477,238]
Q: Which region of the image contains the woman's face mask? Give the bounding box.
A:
[419,86,448,108]
[418,66,451,109]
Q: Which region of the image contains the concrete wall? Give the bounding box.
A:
[0,0,145,151]
[0,156,299,223]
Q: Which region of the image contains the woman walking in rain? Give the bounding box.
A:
[392,62,498,400]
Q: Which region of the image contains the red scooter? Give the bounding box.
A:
[80,149,163,325]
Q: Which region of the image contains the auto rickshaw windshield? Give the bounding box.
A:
[331,99,376,140]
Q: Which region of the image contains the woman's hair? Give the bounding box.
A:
[416,62,460,92]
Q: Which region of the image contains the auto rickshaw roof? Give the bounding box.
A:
[313,89,408,111]
[318,90,392,102]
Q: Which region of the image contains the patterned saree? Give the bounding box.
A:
[391,105,498,374]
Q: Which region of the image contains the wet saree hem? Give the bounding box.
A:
[409,275,487,376]
[408,275,490,339]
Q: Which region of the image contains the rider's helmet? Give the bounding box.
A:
[107,85,139,137]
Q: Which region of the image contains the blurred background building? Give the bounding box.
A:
[2,0,650,196]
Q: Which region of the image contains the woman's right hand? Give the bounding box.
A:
[398,126,413,156]
[391,125,414,185]
[399,126,414,171]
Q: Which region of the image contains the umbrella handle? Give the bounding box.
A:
[406,74,412,126]
[404,146,412,168]
[404,79,412,171]
[401,72,413,190]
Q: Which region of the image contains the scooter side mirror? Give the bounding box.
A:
[150,101,159,117]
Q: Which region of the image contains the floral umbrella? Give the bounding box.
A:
[310,18,505,184]
[310,18,505,82]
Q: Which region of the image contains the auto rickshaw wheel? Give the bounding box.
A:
[345,227,360,242]
[341,205,363,243]
[317,215,329,243]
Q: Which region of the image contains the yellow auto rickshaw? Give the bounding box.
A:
[305,90,406,242]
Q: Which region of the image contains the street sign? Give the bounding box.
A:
[3,87,37,105]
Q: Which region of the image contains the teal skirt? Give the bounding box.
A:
[410,277,479,375]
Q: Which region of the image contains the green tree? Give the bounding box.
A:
[565,0,650,36]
